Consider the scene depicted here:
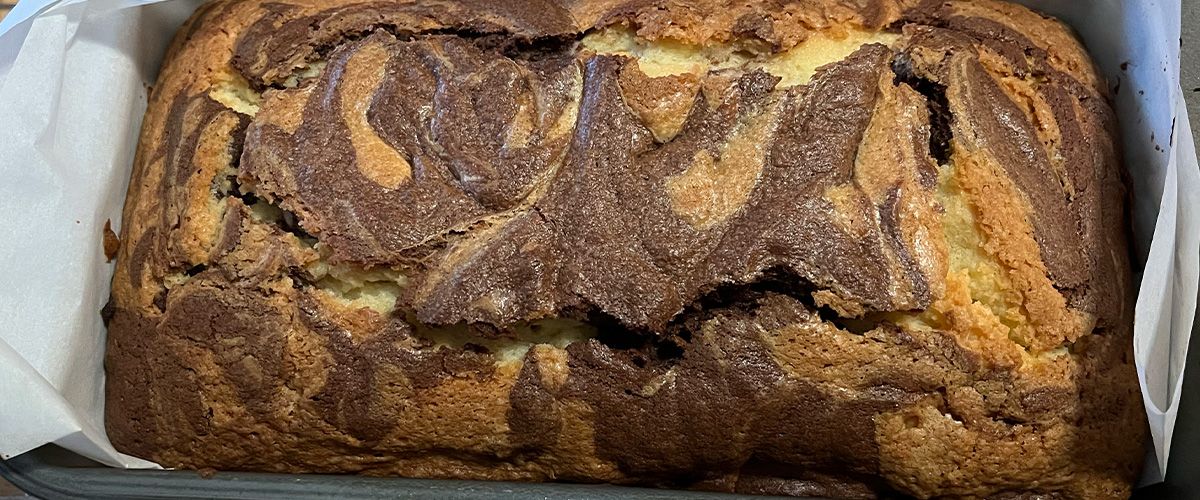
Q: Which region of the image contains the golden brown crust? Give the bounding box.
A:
[105,1,1143,498]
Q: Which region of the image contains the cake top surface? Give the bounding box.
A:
[126,0,1119,344]
[105,1,1142,497]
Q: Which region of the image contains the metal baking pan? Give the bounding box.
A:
[4,2,1199,500]
[0,446,782,500]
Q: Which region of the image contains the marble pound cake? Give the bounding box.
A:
[104,0,1145,497]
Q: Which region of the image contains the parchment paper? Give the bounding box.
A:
[0,0,1196,483]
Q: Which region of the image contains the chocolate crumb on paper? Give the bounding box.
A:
[103,220,119,261]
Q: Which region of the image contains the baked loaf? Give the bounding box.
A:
[105,0,1145,497]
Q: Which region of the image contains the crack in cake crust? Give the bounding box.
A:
[106,1,1143,498]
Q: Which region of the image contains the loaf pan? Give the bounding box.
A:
[3,2,1199,499]
[0,446,784,500]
